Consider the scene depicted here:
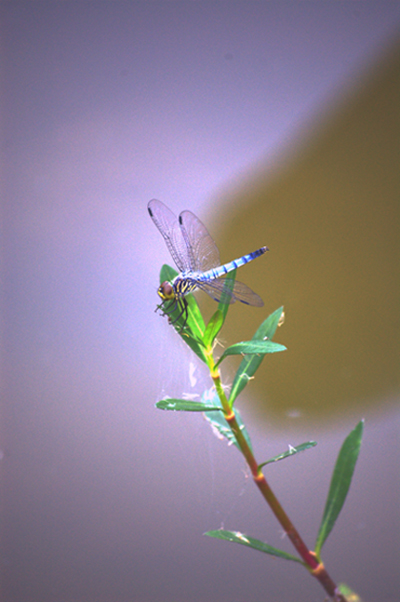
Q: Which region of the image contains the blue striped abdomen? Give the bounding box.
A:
[199,246,268,282]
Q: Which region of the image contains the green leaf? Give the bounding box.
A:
[159,265,207,363]
[202,272,237,349]
[258,441,317,469]
[215,340,286,368]
[204,530,304,564]
[315,420,364,557]
[203,310,224,349]
[229,306,284,406]
[156,398,223,412]
[218,269,236,321]
[202,389,252,451]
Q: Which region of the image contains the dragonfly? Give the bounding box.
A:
[148,199,268,327]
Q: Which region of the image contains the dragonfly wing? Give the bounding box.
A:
[196,278,264,307]
[179,210,221,272]
[148,199,191,271]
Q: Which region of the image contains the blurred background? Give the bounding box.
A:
[1,3,399,601]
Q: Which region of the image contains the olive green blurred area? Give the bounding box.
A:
[213,40,399,425]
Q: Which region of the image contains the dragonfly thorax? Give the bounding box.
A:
[172,274,198,299]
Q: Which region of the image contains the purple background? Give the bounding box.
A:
[2,3,400,601]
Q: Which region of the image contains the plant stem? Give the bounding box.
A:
[210,363,346,602]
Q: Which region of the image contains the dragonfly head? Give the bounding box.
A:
[158,281,175,301]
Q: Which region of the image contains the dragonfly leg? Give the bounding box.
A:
[160,297,189,332]
[177,298,189,330]
[169,298,188,330]
[161,299,178,317]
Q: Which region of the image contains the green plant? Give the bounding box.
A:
[155,264,364,602]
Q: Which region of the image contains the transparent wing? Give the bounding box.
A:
[179,210,221,272]
[148,199,192,271]
[196,278,264,307]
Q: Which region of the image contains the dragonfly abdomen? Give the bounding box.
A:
[201,246,268,281]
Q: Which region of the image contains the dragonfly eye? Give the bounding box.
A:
[158,281,175,300]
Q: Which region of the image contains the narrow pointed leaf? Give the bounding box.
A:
[215,340,286,368]
[203,310,224,349]
[202,271,236,348]
[205,530,304,564]
[315,420,364,556]
[159,265,207,363]
[218,269,237,321]
[202,389,252,451]
[258,441,317,469]
[156,398,223,412]
[229,307,284,405]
